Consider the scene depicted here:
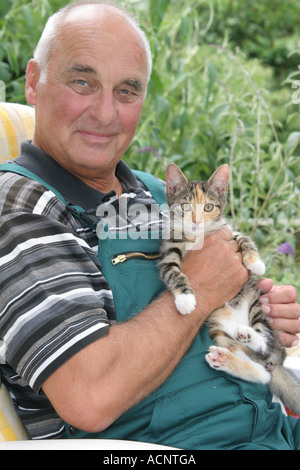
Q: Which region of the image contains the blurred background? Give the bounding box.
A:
[0,0,299,292]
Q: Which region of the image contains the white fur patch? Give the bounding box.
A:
[247,259,266,276]
[218,300,250,338]
[175,293,196,315]
[235,325,268,353]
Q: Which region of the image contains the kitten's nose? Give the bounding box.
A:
[193,219,201,226]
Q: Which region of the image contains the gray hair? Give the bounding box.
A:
[33,0,152,82]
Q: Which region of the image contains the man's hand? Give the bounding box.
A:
[258,279,300,348]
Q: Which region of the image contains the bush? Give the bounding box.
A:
[127,0,300,290]
[205,0,300,79]
[0,0,61,101]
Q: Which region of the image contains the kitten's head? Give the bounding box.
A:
[165,163,229,235]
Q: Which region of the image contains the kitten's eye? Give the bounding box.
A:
[204,203,214,212]
[181,203,193,212]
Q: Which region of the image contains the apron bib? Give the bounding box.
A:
[0,163,295,450]
[67,230,291,450]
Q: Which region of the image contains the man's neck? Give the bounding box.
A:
[75,172,123,198]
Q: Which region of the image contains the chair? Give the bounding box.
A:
[0,102,35,163]
[0,102,35,441]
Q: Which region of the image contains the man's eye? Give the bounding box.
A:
[116,88,137,102]
[118,89,134,97]
[75,79,88,87]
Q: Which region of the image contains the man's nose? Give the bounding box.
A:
[90,90,118,126]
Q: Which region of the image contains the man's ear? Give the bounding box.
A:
[25,59,40,105]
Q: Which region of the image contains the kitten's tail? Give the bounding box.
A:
[269,366,300,416]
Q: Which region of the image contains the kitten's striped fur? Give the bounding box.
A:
[159,163,300,415]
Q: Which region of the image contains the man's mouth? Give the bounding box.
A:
[78,130,116,144]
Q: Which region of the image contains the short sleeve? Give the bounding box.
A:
[0,185,113,393]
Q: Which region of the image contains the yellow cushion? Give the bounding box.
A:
[0,383,27,441]
[0,102,34,440]
[0,102,35,163]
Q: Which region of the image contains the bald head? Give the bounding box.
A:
[33,0,152,82]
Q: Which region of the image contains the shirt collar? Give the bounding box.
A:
[15,141,140,211]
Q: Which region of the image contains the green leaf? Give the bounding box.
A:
[149,0,170,29]
[211,103,230,124]
[0,61,11,83]
[286,132,300,156]
[205,62,218,108]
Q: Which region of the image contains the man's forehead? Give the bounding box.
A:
[57,6,148,70]
[61,4,139,40]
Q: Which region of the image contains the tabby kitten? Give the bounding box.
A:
[159,163,300,415]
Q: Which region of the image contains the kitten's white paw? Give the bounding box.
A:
[175,293,196,315]
[236,325,253,343]
[206,346,271,383]
[247,259,265,276]
[236,325,268,353]
[205,346,228,369]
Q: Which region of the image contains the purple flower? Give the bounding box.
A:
[277,242,295,257]
[137,146,160,157]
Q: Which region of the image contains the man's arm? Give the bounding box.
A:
[42,228,248,433]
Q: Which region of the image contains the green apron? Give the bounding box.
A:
[0,163,298,450]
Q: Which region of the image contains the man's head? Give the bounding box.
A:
[25,1,151,188]
[33,0,152,83]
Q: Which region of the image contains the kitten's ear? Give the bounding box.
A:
[166,163,188,194]
[208,164,229,196]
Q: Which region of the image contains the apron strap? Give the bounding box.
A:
[0,162,68,205]
[132,170,166,206]
[0,162,98,230]
[0,164,166,229]
[0,164,166,207]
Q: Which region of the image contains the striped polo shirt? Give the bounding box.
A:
[0,141,164,439]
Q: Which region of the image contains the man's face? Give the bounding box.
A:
[26,7,148,183]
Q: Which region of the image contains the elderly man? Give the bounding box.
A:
[0,0,299,449]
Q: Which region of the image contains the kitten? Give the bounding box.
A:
[159,163,300,415]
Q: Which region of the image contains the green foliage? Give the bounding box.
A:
[205,0,300,79]
[0,0,68,102]
[0,0,299,289]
